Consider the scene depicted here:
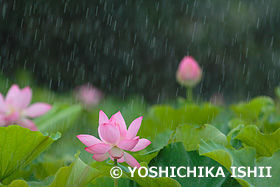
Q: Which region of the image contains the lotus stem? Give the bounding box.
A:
[114,159,118,187]
[187,87,193,102]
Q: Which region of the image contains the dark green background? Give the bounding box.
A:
[1,0,279,103]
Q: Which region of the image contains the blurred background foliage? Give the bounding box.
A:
[1,0,280,103]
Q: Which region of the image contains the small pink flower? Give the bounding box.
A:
[0,84,52,131]
[176,56,202,87]
[74,84,103,108]
[77,110,151,168]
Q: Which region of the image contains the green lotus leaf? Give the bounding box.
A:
[47,151,100,187]
[199,139,280,187]
[235,125,280,157]
[231,96,274,122]
[230,96,277,132]
[91,160,181,187]
[34,103,83,133]
[0,126,60,184]
[139,103,220,148]
[0,180,29,187]
[172,124,230,151]
[149,142,236,187]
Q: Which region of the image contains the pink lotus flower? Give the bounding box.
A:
[74,84,103,108]
[77,110,151,168]
[0,84,52,131]
[176,56,202,87]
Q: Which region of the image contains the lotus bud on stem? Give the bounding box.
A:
[176,56,202,102]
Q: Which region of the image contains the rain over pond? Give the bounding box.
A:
[0,1,279,187]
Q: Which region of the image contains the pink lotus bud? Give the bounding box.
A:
[176,56,202,87]
[74,84,103,108]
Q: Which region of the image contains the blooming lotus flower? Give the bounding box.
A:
[176,56,202,87]
[77,110,151,168]
[74,84,103,108]
[0,84,52,131]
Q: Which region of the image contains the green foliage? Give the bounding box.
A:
[3,177,55,187]
[139,103,220,149]
[89,177,132,187]
[229,96,280,133]
[231,97,274,122]
[275,87,280,99]
[48,152,100,187]
[0,152,100,187]
[30,155,70,180]
[0,126,60,185]
[149,142,231,187]
[171,124,230,151]
[235,125,280,157]
[0,180,29,187]
[34,103,83,133]
[226,124,244,149]
[199,140,280,187]
[91,161,181,187]
[1,84,280,187]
